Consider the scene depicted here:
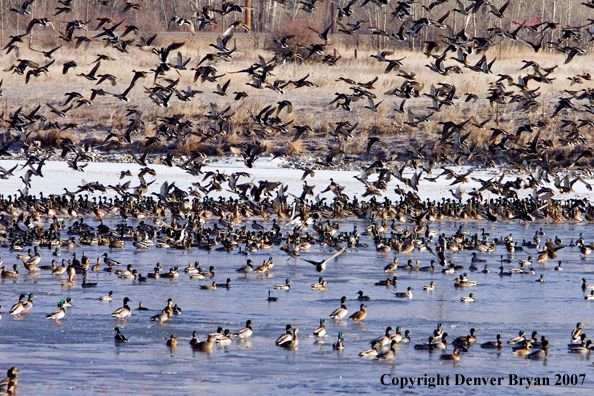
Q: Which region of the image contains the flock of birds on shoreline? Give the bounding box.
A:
[2,0,594,172]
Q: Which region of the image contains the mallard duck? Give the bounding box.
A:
[333,332,345,350]
[571,322,585,342]
[481,334,503,349]
[274,278,292,290]
[554,261,563,271]
[22,294,35,313]
[190,331,200,346]
[9,294,26,318]
[329,296,349,321]
[236,260,254,276]
[415,336,437,350]
[166,335,178,348]
[359,342,382,358]
[115,264,135,278]
[234,320,254,339]
[383,259,399,272]
[512,342,532,356]
[52,261,67,275]
[172,304,182,315]
[215,278,232,289]
[527,340,550,360]
[82,277,97,288]
[375,327,394,346]
[91,258,101,271]
[216,330,233,345]
[199,281,217,290]
[192,335,216,351]
[423,281,436,291]
[1,264,19,278]
[357,291,370,300]
[313,319,326,339]
[61,274,75,287]
[377,340,398,360]
[499,266,512,276]
[137,302,150,311]
[440,348,461,361]
[279,328,300,348]
[433,323,444,340]
[46,300,66,323]
[150,309,171,324]
[267,290,278,302]
[400,330,411,343]
[585,291,594,300]
[568,337,590,353]
[275,325,294,345]
[508,330,526,344]
[482,265,489,274]
[394,287,413,299]
[536,274,545,282]
[209,327,225,340]
[311,277,327,291]
[113,327,128,343]
[348,303,367,323]
[582,279,594,290]
[61,297,73,307]
[375,276,397,287]
[112,297,132,321]
[432,333,450,349]
[461,293,475,302]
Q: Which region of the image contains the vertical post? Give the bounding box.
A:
[246,0,252,31]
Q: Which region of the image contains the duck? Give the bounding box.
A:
[400,330,411,343]
[512,342,532,356]
[394,287,413,299]
[313,319,326,339]
[482,265,489,274]
[161,266,180,279]
[440,348,461,361]
[166,335,178,348]
[359,342,382,358]
[499,266,513,276]
[333,332,345,350]
[571,323,585,343]
[329,296,349,321]
[216,330,233,346]
[375,276,397,287]
[414,336,438,350]
[137,302,150,311]
[481,334,503,349]
[115,264,135,278]
[279,328,300,349]
[527,340,550,359]
[376,340,398,360]
[9,294,26,318]
[190,331,200,346]
[555,261,563,271]
[236,260,254,276]
[311,277,327,291]
[62,297,73,307]
[348,303,367,323]
[461,293,476,302]
[61,274,75,287]
[586,291,594,300]
[112,297,132,321]
[82,277,98,288]
[582,279,594,290]
[536,274,545,282]
[192,335,216,351]
[423,281,436,291]
[267,290,278,302]
[234,320,254,339]
[356,291,370,300]
[46,300,66,323]
[199,281,217,290]
[274,278,292,290]
[275,325,294,346]
[1,264,19,277]
[375,327,395,346]
[432,333,450,349]
[200,266,216,277]
[113,327,128,343]
[22,293,35,313]
[150,309,171,324]
[508,330,526,344]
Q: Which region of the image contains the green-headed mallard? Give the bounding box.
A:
[82,277,98,288]
[115,264,134,277]
[313,319,326,339]
[234,320,254,339]
[216,330,233,345]
[279,328,300,349]
[508,330,526,344]
[274,278,292,290]
[112,297,132,321]
[329,296,349,321]
[572,322,585,342]
[375,276,397,287]
[236,260,254,277]
[216,278,232,289]
[423,282,436,291]
[22,293,36,313]
[581,279,594,290]
[536,274,545,282]
[1,264,19,278]
[415,336,437,350]
[461,293,475,302]
[46,300,66,323]
[311,277,327,291]
[527,340,550,360]
[62,297,73,307]
[190,331,200,346]
[348,303,367,323]
[586,291,594,300]
[333,332,345,350]
[113,327,128,343]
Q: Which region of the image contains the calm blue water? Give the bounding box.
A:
[1,219,593,395]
